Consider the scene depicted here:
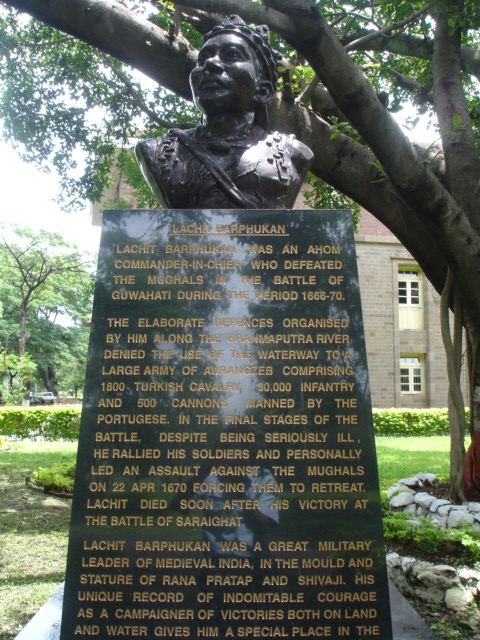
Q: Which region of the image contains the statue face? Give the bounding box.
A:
[190,33,270,116]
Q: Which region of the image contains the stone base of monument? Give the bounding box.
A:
[14,581,436,640]
[14,583,64,640]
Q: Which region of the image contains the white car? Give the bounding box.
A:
[39,392,55,404]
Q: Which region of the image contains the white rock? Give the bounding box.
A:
[42,497,70,509]
[386,553,414,596]
[447,509,474,528]
[414,563,458,588]
[411,560,433,575]
[445,585,474,611]
[387,483,412,499]
[390,492,415,509]
[458,567,480,582]
[399,476,423,488]
[415,492,437,508]
[386,552,401,567]
[414,586,446,603]
[430,514,447,528]
[466,501,480,513]
[430,498,452,513]
[438,504,454,517]
[400,556,417,573]
[404,503,417,514]
[412,564,458,603]
[388,569,414,597]
[415,472,438,486]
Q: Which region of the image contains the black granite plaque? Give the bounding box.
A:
[60,209,392,640]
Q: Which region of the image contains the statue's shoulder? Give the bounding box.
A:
[261,129,312,158]
[258,130,313,184]
[268,131,313,172]
[135,128,197,166]
[135,129,198,206]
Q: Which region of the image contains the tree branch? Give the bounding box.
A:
[100,54,176,128]
[296,73,319,106]
[346,29,480,83]
[268,94,448,294]
[433,0,480,227]
[175,0,297,39]
[344,3,431,53]
[5,0,480,317]
[265,2,480,322]
[4,0,198,98]
[176,0,480,86]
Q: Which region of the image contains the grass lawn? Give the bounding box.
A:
[0,436,453,640]
[376,435,451,495]
[0,441,77,640]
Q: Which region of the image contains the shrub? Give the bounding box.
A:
[0,407,468,440]
[32,461,76,493]
[372,408,469,437]
[383,511,480,564]
[0,407,81,440]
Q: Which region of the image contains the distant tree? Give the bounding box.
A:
[1,350,37,403]
[28,319,90,395]
[0,225,94,393]
[57,329,89,397]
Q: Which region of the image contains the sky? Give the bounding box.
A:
[0,140,102,254]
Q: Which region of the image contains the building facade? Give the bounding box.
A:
[355,210,462,409]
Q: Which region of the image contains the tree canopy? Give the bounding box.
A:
[1,0,480,498]
[1,1,478,298]
[0,225,95,397]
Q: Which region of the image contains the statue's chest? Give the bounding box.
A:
[235,138,297,195]
[157,133,297,209]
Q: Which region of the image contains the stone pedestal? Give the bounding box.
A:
[60,209,394,639]
[15,581,438,640]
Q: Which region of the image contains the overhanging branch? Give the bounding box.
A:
[4,0,198,98]
[345,3,431,53]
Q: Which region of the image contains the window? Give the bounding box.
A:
[398,267,423,329]
[400,356,423,394]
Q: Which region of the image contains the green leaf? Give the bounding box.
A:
[452,113,463,128]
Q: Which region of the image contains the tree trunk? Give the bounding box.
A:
[440,270,466,502]
[18,304,27,357]
[464,334,480,498]
[42,366,57,394]
[432,0,480,501]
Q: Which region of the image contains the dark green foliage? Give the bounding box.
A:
[0,407,81,440]
[384,511,480,564]
[32,460,75,493]
[0,5,197,209]
[0,407,460,440]
[0,225,95,397]
[303,173,361,229]
[112,147,160,209]
[373,408,467,437]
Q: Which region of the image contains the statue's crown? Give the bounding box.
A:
[203,15,280,86]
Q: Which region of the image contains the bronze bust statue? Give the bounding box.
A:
[136,15,313,209]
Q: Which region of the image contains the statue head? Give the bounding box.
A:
[189,15,280,125]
